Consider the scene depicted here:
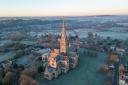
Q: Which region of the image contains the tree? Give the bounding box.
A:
[19,75,39,85]
[20,79,29,85]
[0,70,4,85]
[22,68,36,78]
[2,71,17,85]
[38,66,44,73]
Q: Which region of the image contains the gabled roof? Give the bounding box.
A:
[47,66,56,73]
[54,55,62,62]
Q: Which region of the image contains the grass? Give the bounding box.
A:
[36,48,108,85]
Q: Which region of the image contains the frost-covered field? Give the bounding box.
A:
[37,49,107,85]
[75,28,128,40]
[34,27,128,40]
[0,51,16,62]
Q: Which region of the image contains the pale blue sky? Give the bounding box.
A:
[0,0,128,16]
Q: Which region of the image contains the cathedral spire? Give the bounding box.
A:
[60,16,67,53]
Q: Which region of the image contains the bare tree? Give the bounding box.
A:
[2,71,17,85]
[19,74,39,85]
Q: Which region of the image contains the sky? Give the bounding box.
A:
[0,0,128,16]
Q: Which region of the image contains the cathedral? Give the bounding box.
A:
[43,17,79,80]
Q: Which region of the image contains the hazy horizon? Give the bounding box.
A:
[0,14,128,17]
[0,0,128,16]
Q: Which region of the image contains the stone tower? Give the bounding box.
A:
[60,17,67,53]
